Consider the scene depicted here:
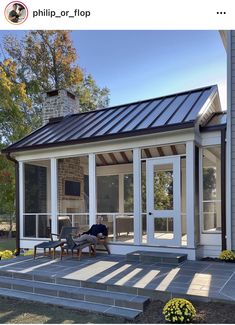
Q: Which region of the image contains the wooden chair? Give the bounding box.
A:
[34,226,79,259]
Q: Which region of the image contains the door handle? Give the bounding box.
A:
[148,212,152,215]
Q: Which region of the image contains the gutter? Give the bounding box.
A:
[5,153,20,256]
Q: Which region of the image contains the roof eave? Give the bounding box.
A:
[1,122,195,154]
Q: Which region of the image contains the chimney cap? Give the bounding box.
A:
[45,89,76,100]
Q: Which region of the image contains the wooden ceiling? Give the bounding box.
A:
[96,144,186,166]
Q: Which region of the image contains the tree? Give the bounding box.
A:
[3,31,109,115]
[77,74,109,112]
[0,30,110,215]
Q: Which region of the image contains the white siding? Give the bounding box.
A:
[231,31,235,249]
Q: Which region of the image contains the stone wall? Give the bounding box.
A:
[57,157,88,213]
[42,89,79,125]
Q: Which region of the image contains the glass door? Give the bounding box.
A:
[146,156,181,246]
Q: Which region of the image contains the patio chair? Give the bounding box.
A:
[60,233,94,260]
[34,226,79,260]
[96,234,110,254]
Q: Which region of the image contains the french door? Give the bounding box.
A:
[146,156,181,246]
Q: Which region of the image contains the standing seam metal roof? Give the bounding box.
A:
[3,85,220,153]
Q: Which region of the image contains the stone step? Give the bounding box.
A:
[126,250,187,265]
[0,288,141,320]
[0,276,149,311]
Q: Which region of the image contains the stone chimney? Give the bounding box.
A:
[42,89,79,125]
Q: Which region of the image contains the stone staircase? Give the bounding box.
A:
[0,270,150,320]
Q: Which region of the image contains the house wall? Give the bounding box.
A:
[230,31,235,249]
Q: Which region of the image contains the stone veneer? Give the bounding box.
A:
[42,89,79,125]
[57,157,88,213]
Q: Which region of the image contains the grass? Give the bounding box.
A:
[0,238,16,251]
[0,297,123,324]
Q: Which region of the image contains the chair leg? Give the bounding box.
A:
[104,243,111,254]
[93,245,96,256]
[34,247,36,260]
[52,248,56,259]
[60,246,63,260]
[78,249,82,260]
[89,245,91,256]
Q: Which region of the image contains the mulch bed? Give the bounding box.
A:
[132,300,235,324]
[201,257,235,263]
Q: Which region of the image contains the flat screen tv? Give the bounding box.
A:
[64,180,81,196]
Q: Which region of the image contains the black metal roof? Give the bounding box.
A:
[3,85,221,153]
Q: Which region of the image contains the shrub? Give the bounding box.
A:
[163,298,196,323]
[0,250,13,260]
[219,250,235,261]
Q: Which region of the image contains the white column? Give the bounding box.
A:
[119,174,124,213]
[50,158,58,235]
[19,161,24,239]
[133,148,142,245]
[186,141,195,248]
[89,153,96,227]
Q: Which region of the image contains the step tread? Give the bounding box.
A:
[126,250,187,264]
[0,275,148,303]
[0,288,141,320]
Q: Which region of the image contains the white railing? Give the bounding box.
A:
[23,212,90,239]
[57,213,89,233]
[96,213,134,242]
[23,213,51,239]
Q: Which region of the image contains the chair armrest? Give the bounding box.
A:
[50,233,60,241]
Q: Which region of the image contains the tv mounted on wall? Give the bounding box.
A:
[64,180,81,196]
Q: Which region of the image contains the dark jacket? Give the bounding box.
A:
[83,224,108,237]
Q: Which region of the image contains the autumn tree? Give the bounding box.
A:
[0,30,110,216]
[4,30,109,118]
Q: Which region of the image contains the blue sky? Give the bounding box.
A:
[0,30,226,109]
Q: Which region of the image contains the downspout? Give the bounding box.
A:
[5,153,20,256]
[221,127,227,250]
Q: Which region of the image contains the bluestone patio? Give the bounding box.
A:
[0,254,235,311]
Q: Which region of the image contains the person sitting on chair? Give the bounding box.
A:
[73,216,108,245]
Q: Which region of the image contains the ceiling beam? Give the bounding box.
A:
[109,153,118,164]
[171,145,178,155]
[144,148,152,158]
[97,154,108,166]
[157,147,164,157]
[120,151,129,163]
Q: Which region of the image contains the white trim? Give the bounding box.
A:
[19,162,24,240]
[14,130,195,162]
[50,158,58,235]
[133,148,142,245]
[226,30,232,250]
[89,153,96,227]
[186,141,195,248]
[119,174,124,213]
[201,131,221,146]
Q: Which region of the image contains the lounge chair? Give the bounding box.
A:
[60,233,94,260]
[34,226,79,259]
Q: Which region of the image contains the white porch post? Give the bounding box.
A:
[89,153,96,227]
[19,161,24,239]
[186,141,196,248]
[133,148,142,245]
[50,158,58,235]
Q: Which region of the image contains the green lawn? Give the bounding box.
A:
[0,238,16,251]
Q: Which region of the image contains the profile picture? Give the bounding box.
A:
[4,1,28,24]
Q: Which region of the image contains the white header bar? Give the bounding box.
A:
[0,0,234,30]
